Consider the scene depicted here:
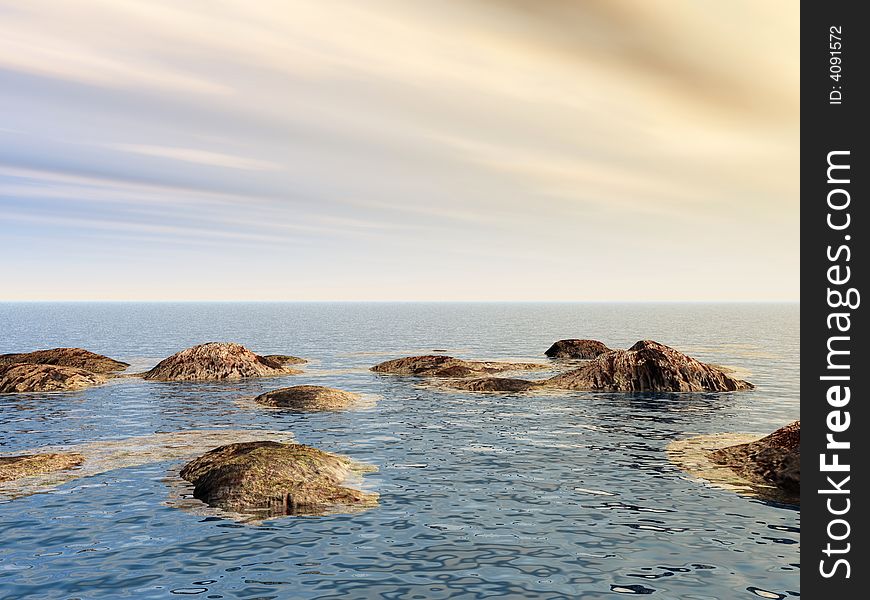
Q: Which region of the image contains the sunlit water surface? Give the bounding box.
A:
[0,303,799,599]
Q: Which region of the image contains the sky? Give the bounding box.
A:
[0,0,799,302]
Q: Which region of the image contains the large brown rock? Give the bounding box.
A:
[545,340,753,392]
[143,342,302,381]
[179,441,377,516]
[0,363,107,393]
[0,348,128,374]
[0,452,85,482]
[545,339,611,359]
[254,385,360,411]
[709,421,800,495]
[371,355,548,378]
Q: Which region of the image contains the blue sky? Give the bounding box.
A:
[0,1,798,301]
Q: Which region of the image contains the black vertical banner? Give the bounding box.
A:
[802,1,868,596]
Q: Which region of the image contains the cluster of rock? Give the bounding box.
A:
[179,441,377,516]
[708,421,800,497]
[373,340,752,394]
[2,334,793,511]
[0,343,309,393]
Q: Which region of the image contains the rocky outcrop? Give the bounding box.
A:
[0,348,128,374]
[450,377,538,392]
[0,363,107,393]
[545,339,611,359]
[254,385,360,411]
[371,355,548,378]
[545,340,753,392]
[0,452,85,482]
[143,342,302,381]
[179,441,377,516]
[709,421,799,495]
[261,355,307,367]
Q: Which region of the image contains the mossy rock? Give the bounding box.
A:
[179,441,377,516]
[255,385,359,411]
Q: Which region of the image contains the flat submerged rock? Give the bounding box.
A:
[0,429,296,500]
[0,452,85,482]
[371,355,548,378]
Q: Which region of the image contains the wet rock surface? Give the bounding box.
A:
[0,452,85,482]
[144,342,302,381]
[0,363,108,393]
[254,385,360,411]
[545,339,611,359]
[709,421,799,496]
[0,348,129,373]
[179,441,377,516]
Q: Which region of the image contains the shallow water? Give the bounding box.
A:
[0,302,799,599]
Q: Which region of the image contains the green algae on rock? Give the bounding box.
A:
[0,348,129,374]
[143,342,303,381]
[179,441,378,516]
[0,363,108,394]
[254,385,360,411]
[0,452,85,483]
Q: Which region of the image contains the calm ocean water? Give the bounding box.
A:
[0,303,799,599]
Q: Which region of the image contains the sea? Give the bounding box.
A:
[0,302,799,599]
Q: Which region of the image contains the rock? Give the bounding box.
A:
[545,339,611,359]
[143,342,302,381]
[545,340,753,392]
[371,355,548,378]
[261,354,307,367]
[450,377,538,392]
[179,441,377,516]
[0,452,85,482]
[0,348,128,374]
[709,421,800,495]
[254,385,360,411]
[0,363,107,393]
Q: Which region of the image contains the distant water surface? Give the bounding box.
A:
[0,303,799,599]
